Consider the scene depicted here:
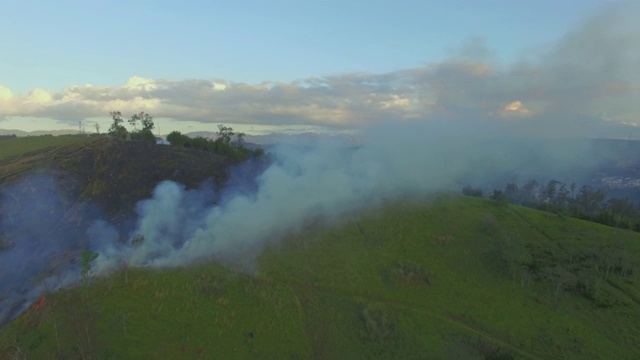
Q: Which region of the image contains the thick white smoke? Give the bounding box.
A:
[89,123,455,271]
[88,121,609,274]
[0,121,626,326]
[0,175,95,325]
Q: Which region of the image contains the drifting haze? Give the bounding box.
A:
[1,3,639,137]
[87,119,615,275]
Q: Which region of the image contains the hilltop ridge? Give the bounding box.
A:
[0,137,240,219]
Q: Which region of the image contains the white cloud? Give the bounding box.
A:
[0,86,13,102]
[123,76,159,92]
[499,101,532,117]
[27,89,53,105]
[0,3,638,137]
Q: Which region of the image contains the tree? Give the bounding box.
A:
[128,112,155,142]
[234,132,245,145]
[575,185,606,218]
[80,250,99,284]
[540,179,570,213]
[130,112,154,131]
[94,122,101,134]
[606,197,636,228]
[123,235,145,284]
[130,128,156,142]
[108,111,128,139]
[462,185,483,197]
[217,125,235,146]
[131,234,145,248]
[140,114,154,131]
[520,179,540,207]
[490,190,509,207]
[164,124,261,160]
[541,179,561,204]
[166,131,189,147]
[504,183,519,203]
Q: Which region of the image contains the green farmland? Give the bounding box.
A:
[0,135,94,162]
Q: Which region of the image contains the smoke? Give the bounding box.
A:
[90,123,457,271]
[0,175,92,326]
[0,119,632,327]
[87,120,615,274]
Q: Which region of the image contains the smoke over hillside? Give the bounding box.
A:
[0,119,635,326]
[0,175,94,325]
[88,121,615,272]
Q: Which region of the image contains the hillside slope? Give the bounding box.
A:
[0,136,257,328]
[1,196,639,359]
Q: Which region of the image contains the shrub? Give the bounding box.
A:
[490,190,509,207]
[393,261,431,286]
[80,250,99,284]
[165,127,264,161]
[166,131,189,147]
[361,303,395,342]
[130,129,156,142]
[462,185,483,197]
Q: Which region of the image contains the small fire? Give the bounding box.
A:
[31,296,45,312]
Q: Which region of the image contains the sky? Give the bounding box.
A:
[0,0,638,137]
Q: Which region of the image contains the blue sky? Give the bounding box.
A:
[0,0,637,136]
[1,0,611,92]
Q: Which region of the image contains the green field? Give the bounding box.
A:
[2,195,639,359]
[0,135,94,162]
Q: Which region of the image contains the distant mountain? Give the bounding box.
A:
[185,131,361,146]
[0,128,361,145]
[0,128,79,137]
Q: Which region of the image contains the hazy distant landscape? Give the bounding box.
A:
[0,128,361,148]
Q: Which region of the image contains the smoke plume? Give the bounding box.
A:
[0,175,91,325]
[88,121,614,273]
[0,120,632,327]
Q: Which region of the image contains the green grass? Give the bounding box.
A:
[0,135,93,162]
[0,135,95,184]
[2,195,640,359]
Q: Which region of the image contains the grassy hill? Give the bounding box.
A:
[1,195,639,359]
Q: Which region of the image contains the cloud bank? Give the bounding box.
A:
[0,3,638,137]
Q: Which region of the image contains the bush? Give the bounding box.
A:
[393,261,431,286]
[462,185,483,197]
[165,127,264,161]
[130,129,156,142]
[361,303,395,342]
[490,190,509,207]
[80,250,99,284]
[166,131,189,147]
